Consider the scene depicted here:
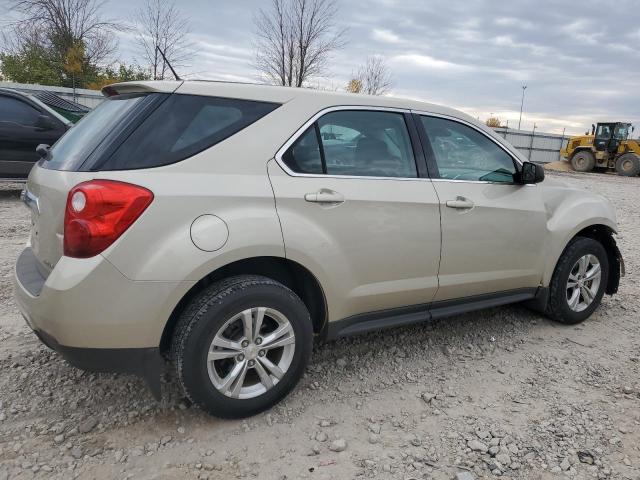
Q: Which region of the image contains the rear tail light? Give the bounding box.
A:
[64,180,153,258]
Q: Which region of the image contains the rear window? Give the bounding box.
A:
[45,94,151,171]
[96,95,279,170]
[44,93,279,171]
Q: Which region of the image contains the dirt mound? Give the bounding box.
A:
[544,160,572,172]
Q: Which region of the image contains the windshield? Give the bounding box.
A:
[614,124,630,140]
[44,94,149,171]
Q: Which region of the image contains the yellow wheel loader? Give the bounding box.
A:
[560,122,640,176]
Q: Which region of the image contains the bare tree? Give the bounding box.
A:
[8,0,120,66]
[348,56,392,95]
[253,0,346,87]
[135,0,191,80]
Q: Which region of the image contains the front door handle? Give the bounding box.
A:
[304,189,344,204]
[445,197,474,209]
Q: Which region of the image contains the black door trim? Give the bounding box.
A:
[325,287,540,340]
[403,111,430,178]
[410,112,440,179]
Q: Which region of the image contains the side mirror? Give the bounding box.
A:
[36,144,51,160]
[520,161,545,184]
[34,114,56,131]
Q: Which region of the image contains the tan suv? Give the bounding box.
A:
[14,81,623,418]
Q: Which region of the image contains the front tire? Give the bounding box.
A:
[615,153,640,176]
[171,275,313,419]
[570,150,595,172]
[546,237,609,324]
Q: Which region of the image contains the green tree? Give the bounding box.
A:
[85,64,151,90]
[0,42,61,85]
[5,0,122,88]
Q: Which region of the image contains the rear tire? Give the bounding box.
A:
[546,237,609,324]
[570,150,595,172]
[171,275,313,419]
[615,153,640,176]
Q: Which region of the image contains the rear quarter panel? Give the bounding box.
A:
[100,167,286,282]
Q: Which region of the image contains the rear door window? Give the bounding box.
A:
[0,96,41,126]
[317,110,417,177]
[281,110,418,178]
[281,126,324,174]
[98,95,279,170]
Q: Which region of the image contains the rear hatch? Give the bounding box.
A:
[24,80,281,274]
[25,82,180,274]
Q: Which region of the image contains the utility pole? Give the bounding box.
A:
[518,85,527,130]
[529,122,537,160]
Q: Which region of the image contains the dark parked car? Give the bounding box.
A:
[0,88,71,181]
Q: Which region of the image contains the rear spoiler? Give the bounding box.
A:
[101,80,184,97]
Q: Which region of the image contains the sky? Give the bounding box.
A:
[8,0,640,135]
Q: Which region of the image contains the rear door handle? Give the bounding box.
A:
[304,190,344,204]
[445,197,474,209]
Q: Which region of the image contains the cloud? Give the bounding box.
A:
[371,28,401,44]
[100,0,639,135]
[391,54,469,71]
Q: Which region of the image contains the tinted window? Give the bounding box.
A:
[318,111,417,177]
[0,96,41,126]
[46,94,150,171]
[596,124,612,139]
[100,95,279,170]
[282,126,323,174]
[282,110,417,178]
[421,116,516,183]
[613,124,629,140]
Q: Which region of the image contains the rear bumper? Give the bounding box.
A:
[14,247,191,348]
[14,246,193,398]
[34,328,164,399]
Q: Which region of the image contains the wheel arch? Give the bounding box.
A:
[571,224,623,294]
[159,256,328,354]
[547,223,622,296]
[570,147,594,159]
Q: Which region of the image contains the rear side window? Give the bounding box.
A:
[99,95,279,170]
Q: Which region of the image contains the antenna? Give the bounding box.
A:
[155,46,181,81]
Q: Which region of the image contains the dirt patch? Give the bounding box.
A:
[0,172,639,479]
[544,160,573,173]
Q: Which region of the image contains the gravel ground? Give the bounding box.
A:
[0,171,639,480]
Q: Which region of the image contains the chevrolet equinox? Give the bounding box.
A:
[14,81,624,418]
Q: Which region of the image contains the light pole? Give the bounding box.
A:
[518,85,527,130]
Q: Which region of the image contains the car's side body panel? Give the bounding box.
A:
[536,179,618,286]
[430,181,548,300]
[267,159,442,322]
[99,168,286,283]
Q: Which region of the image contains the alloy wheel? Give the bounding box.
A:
[206,307,296,399]
[566,254,601,312]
